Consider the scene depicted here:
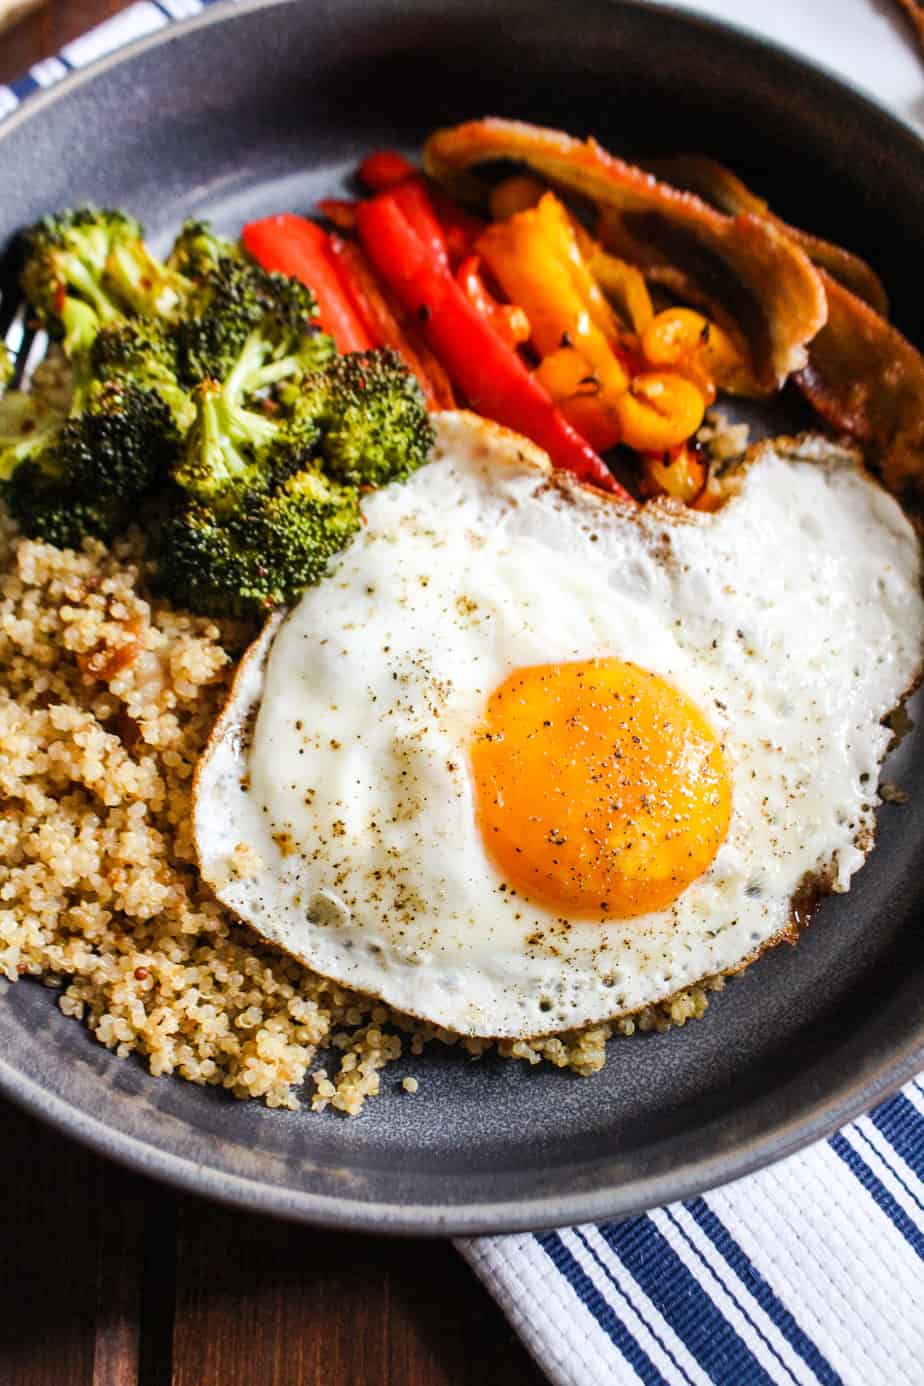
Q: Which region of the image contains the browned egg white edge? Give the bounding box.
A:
[191,412,921,1042]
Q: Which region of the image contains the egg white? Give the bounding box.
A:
[194,412,924,1037]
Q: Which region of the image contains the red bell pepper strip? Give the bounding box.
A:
[388,178,450,271]
[358,149,417,191]
[241,214,373,355]
[355,193,628,497]
[317,197,358,231]
[430,187,487,264]
[328,236,454,410]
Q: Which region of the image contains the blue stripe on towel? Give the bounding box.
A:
[852,1127,924,1217]
[664,1208,802,1386]
[870,1093,924,1187]
[685,1198,843,1386]
[573,1226,699,1386]
[830,1132,924,1265]
[600,1216,777,1385]
[537,1230,669,1385]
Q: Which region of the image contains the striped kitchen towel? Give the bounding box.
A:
[3,4,923,1384]
[460,1082,924,1385]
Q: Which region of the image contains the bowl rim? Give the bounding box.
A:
[1,0,923,1236]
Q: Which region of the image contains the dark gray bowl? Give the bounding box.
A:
[1,0,923,1236]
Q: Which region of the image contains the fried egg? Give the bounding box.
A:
[194,412,924,1038]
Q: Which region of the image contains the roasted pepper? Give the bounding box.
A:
[355,189,629,497]
[241,214,374,354]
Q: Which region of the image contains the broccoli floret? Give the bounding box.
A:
[294,348,433,488]
[3,483,128,550]
[168,220,328,386]
[3,380,179,544]
[167,219,242,282]
[175,259,331,386]
[171,315,334,512]
[20,207,191,358]
[91,318,194,431]
[0,389,65,480]
[174,373,278,513]
[155,465,359,616]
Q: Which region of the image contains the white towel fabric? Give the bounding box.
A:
[2,5,923,1385]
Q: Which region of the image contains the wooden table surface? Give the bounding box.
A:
[0,7,547,1384]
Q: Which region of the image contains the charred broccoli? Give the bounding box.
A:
[91,318,194,431]
[155,465,359,616]
[171,325,326,513]
[293,348,433,488]
[19,208,191,356]
[168,220,332,387]
[0,390,64,479]
[7,207,435,605]
[2,380,179,546]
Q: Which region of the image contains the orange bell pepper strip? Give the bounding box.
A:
[476,195,628,394]
[615,372,705,452]
[533,347,620,453]
[241,214,373,354]
[327,236,454,410]
[354,190,630,498]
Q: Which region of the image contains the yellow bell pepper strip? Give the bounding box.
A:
[614,372,705,452]
[354,190,631,498]
[456,254,531,350]
[533,346,620,453]
[582,241,654,335]
[533,194,622,341]
[639,443,707,504]
[641,307,748,403]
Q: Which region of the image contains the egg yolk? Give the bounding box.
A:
[471,660,731,919]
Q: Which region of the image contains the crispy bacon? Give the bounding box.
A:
[650,154,888,315]
[797,272,924,494]
[423,118,827,393]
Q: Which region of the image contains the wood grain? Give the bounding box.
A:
[171,1198,545,1386]
[1,1097,547,1386]
[0,1102,145,1386]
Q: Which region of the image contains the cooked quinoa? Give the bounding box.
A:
[0,511,723,1115]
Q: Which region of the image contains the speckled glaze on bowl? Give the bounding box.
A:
[1,0,923,1236]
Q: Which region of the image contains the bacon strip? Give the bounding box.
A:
[649,154,888,315]
[797,271,924,494]
[423,118,827,393]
